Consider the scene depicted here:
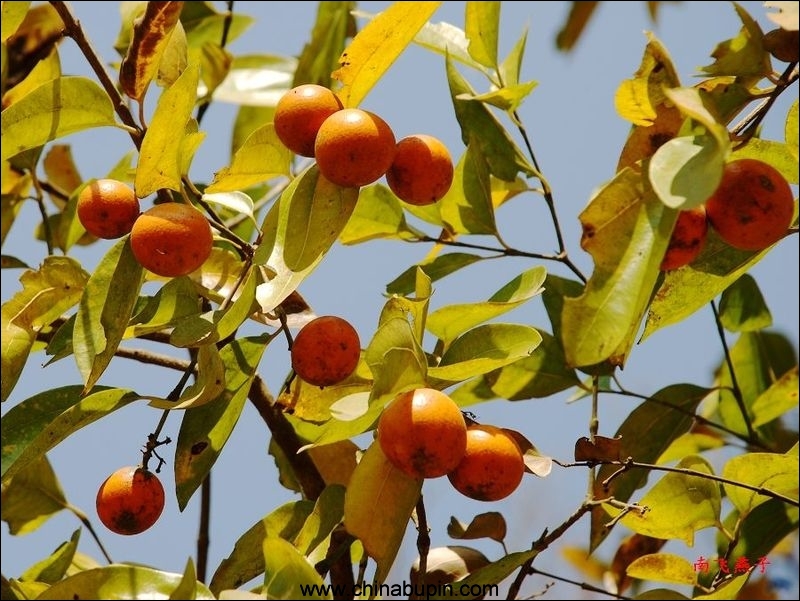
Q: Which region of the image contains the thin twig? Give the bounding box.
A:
[49,1,143,149]
[527,567,633,600]
[564,457,799,507]
[414,494,431,594]
[710,300,759,443]
[197,474,211,583]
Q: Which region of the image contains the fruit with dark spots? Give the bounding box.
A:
[660,205,708,271]
[705,159,794,251]
[291,315,361,387]
[96,466,165,535]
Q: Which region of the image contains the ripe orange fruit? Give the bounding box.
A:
[705,159,794,251]
[291,315,361,387]
[660,205,709,271]
[96,466,165,535]
[274,84,344,157]
[130,203,213,277]
[447,424,524,501]
[377,388,467,480]
[314,108,396,187]
[76,178,141,239]
[386,134,454,206]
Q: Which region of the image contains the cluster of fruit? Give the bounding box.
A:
[77,179,213,278]
[289,316,525,501]
[660,158,794,271]
[274,83,455,205]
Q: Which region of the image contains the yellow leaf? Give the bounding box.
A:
[332,2,442,107]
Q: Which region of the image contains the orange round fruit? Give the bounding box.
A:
[274,84,343,157]
[130,203,213,277]
[96,466,165,535]
[705,159,794,251]
[76,178,141,239]
[660,205,709,271]
[447,424,525,502]
[377,387,467,480]
[386,134,454,206]
[314,108,396,187]
[291,315,361,387]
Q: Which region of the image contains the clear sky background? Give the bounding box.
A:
[2,2,798,599]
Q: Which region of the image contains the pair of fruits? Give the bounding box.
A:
[660,158,794,271]
[96,465,165,535]
[274,83,454,205]
[77,179,214,278]
[377,387,526,502]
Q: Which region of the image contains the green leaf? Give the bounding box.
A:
[0,77,118,162]
[19,529,80,584]
[694,572,753,600]
[174,335,267,510]
[427,549,537,599]
[386,253,485,296]
[169,558,199,601]
[627,553,697,586]
[428,323,541,383]
[159,22,189,90]
[170,267,257,347]
[35,565,215,600]
[126,277,202,338]
[2,387,139,484]
[180,2,254,49]
[206,124,292,192]
[366,316,428,401]
[72,238,143,394]
[718,274,772,332]
[718,498,799,568]
[255,165,359,313]
[483,330,580,400]
[148,343,225,410]
[700,3,771,79]
[340,184,423,245]
[619,455,721,546]
[642,227,774,340]
[438,142,497,235]
[293,2,355,88]
[446,56,534,181]
[1,256,88,401]
[135,62,201,196]
[332,2,442,107]
[427,266,545,342]
[119,1,185,101]
[750,365,799,427]
[562,168,676,368]
[262,537,330,599]
[716,331,795,435]
[649,134,726,209]
[730,138,799,184]
[464,81,538,113]
[499,27,528,87]
[343,441,422,586]
[722,452,799,515]
[465,1,500,68]
[590,384,710,551]
[209,500,315,595]
[1,455,67,535]
[292,485,345,556]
